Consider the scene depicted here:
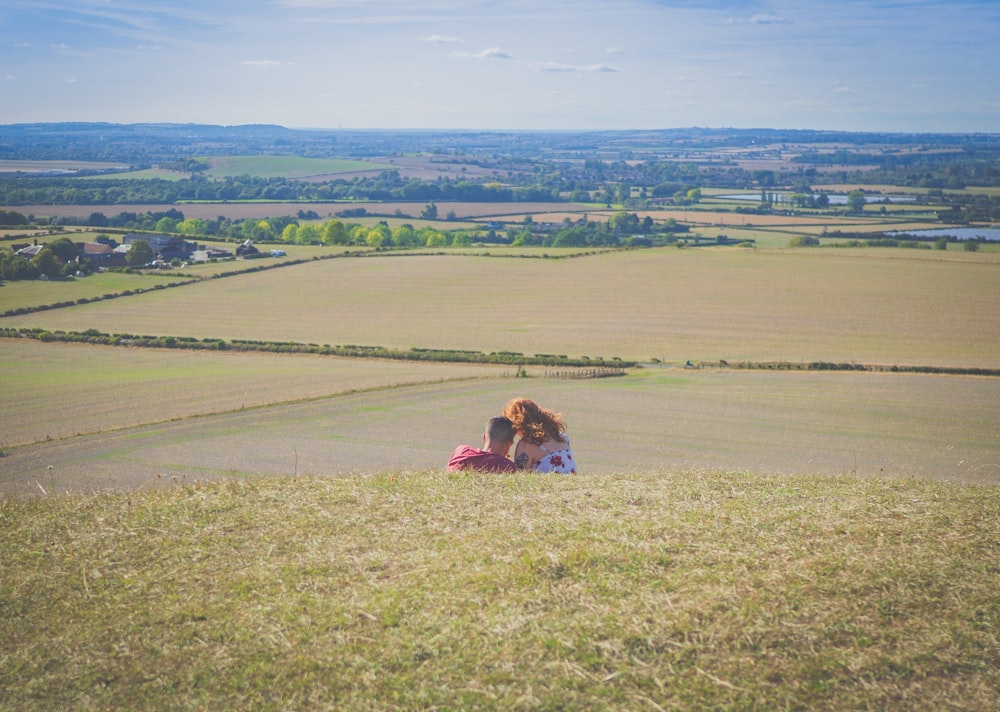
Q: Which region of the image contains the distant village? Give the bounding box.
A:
[12,234,284,270]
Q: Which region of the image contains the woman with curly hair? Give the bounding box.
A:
[503,397,577,474]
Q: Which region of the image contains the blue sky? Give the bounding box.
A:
[1,0,997,131]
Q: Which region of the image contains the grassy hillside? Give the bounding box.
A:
[2,470,997,710]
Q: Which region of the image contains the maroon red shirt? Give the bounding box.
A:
[447,446,516,473]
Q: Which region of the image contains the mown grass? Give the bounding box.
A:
[2,470,997,710]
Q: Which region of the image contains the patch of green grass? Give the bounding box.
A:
[0,272,188,313]
[205,156,393,179]
[2,470,997,710]
[90,167,189,181]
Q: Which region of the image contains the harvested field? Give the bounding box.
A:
[4,248,998,368]
[0,159,128,173]
[2,368,997,498]
[0,339,514,449]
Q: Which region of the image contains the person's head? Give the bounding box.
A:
[503,398,566,445]
[483,416,516,455]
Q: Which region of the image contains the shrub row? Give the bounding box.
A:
[2,327,636,368]
[727,360,1000,377]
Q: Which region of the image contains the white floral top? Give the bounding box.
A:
[534,437,577,474]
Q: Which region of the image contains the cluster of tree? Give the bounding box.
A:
[276,219,460,248]
[506,213,686,248]
[935,192,1000,223]
[0,209,29,225]
[0,173,560,207]
[791,148,1000,188]
[0,237,91,281]
[0,231,176,283]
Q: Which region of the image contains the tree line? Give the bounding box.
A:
[1,207,686,283]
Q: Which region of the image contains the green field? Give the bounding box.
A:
[89,167,191,181]
[205,155,393,179]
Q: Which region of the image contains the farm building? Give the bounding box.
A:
[236,239,260,257]
[191,247,234,262]
[14,243,44,257]
[79,242,125,266]
[123,233,196,261]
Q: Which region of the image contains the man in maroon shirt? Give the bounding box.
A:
[447,416,517,473]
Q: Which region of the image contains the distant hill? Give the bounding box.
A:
[3,122,998,166]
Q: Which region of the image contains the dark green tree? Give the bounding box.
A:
[126,239,154,266]
[31,248,62,277]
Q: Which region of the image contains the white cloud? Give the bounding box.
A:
[452,46,513,60]
[242,60,295,67]
[421,34,463,43]
[728,13,791,25]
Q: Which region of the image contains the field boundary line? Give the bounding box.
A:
[0,375,500,453]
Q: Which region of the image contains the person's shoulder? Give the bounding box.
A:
[447,444,480,470]
[449,446,515,473]
[451,444,477,456]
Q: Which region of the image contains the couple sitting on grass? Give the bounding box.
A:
[448,397,577,474]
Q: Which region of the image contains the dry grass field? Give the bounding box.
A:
[3,364,997,499]
[4,248,998,368]
[0,339,515,449]
[3,244,998,497]
[5,470,996,710]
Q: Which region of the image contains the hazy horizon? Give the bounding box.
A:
[2,1,998,133]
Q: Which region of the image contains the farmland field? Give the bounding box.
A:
[0,339,514,449]
[2,360,997,498]
[4,248,998,367]
[2,244,999,497]
[4,170,999,497]
[203,155,393,179]
[0,159,129,174]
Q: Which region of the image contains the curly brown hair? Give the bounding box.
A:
[503,398,566,445]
